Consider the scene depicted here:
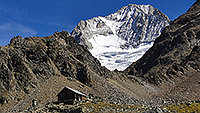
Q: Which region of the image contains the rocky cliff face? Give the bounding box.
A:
[124,0,200,85]
[0,31,111,93]
[71,4,170,71]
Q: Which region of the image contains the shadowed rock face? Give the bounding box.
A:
[0,31,113,97]
[124,0,200,85]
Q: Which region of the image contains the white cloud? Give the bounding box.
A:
[0,22,37,36]
[0,22,37,46]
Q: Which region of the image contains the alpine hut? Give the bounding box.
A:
[57,86,87,104]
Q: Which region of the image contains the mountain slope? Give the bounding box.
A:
[71,4,170,71]
[124,0,200,85]
[0,31,113,112]
[0,31,155,112]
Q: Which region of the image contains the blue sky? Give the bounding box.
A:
[0,0,196,46]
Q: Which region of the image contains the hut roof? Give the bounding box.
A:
[57,86,87,97]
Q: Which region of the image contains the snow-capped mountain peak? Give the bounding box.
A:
[71,4,170,71]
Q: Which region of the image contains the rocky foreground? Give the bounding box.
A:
[27,98,200,113]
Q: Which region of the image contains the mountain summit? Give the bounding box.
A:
[125,0,200,85]
[71,4,170,71]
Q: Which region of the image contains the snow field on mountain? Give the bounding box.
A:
[89,34,154,71]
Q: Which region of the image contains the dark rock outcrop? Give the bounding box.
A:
[124,0,200,85]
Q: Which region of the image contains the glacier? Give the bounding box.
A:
[71,4,170,71]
